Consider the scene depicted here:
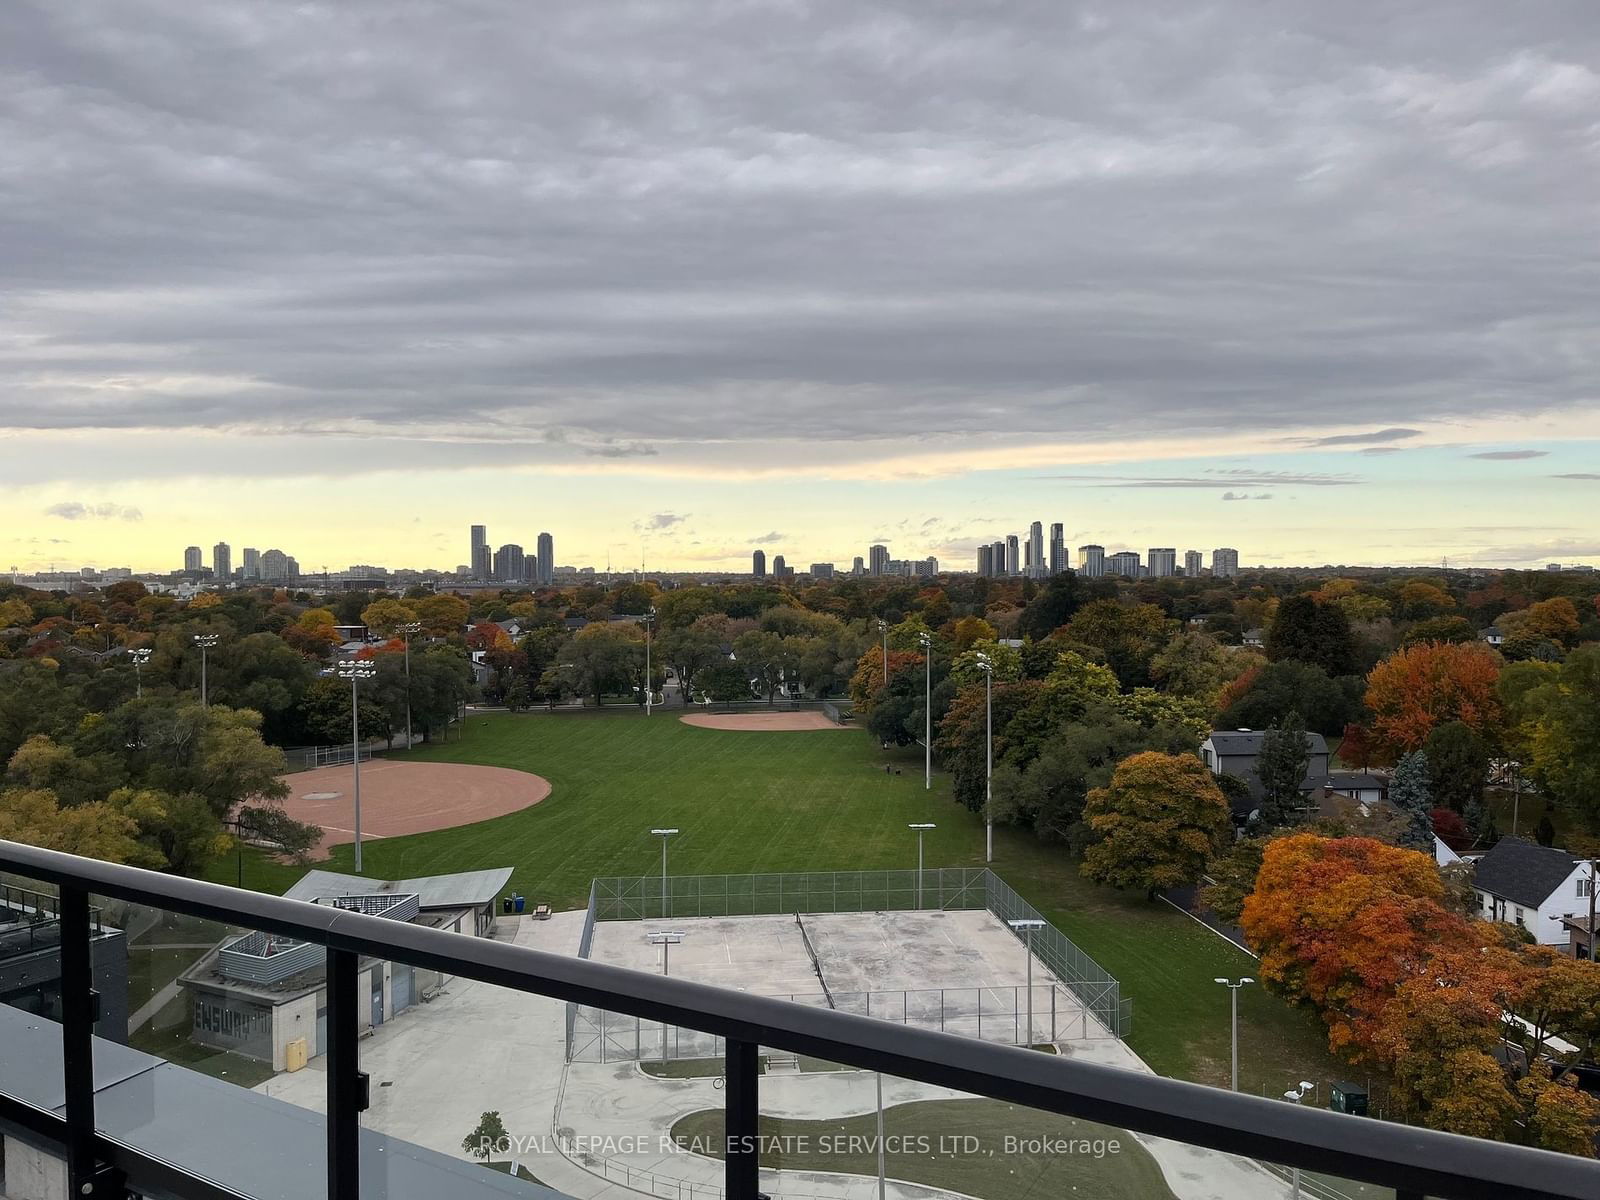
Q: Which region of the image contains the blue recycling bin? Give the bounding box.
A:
[513,894,525,913]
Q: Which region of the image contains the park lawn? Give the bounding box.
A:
[220,710,1349,1095]
[672,1098,1175,1200]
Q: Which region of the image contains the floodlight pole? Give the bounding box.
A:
[1214,977,1255,1092]
[651,828,678,917]
[338,661,377,872]
[976,654,994,863]
[194,633,220,708]
[401,622,421,750]
[918,632,932,790]
[131,648,151,699]
[645,607,656,716]
[877,619,888,683]
[1008,919,1044,1046]
[876,1071,886,1200]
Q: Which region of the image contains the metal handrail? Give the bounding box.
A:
[2,839,1598,1200]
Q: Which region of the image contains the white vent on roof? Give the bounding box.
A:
[1237,728,1251,733]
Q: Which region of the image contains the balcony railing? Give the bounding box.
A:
[2,837,1598,1200]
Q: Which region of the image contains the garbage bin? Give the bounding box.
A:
[513,894,525,913]
[502,896,513,914]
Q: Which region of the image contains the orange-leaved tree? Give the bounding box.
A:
[1364,641,1502,755]
[1241,834,1482,1056]
[1079,752,1231,899]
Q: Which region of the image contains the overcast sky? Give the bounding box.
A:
[3,1,1598,572]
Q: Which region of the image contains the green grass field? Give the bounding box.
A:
[220,709,1348,1096]
[672,1098,1176,1200]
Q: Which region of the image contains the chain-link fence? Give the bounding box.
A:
[593,868,988,921]
[567,868,1127,1060]
[280,743,374,773]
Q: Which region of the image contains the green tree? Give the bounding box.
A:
[1216,660,1363,736]
[1255,712,1310,828]
[1266,594,1355,676]
[1424,721,1489,816]
[1390,750,1435,851]
[1015,573,1087,640]
[558,624,642,706]
[1199,836,1268,925]
[463,1111,509,1163]
[1080,752,1232,898]
[660,618,730,706]
[1062,600,1172,689]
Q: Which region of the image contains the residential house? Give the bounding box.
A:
[1481,626,1505,648]
[1312,772,1387,805]
[1199,729,1330,811]
[1470,838,1596,946]
[1242,628,1265,648]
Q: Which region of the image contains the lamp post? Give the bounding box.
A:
[909,823,935,908]
[877,618,888,684]
[337,660,378,872]
[1008,918,1045,1046]
[651,828,678,917]
[644,607,657,716]
[401,621,421,750]
[193,633,220,708]
[1283,1082,1317,1200]
[1213,977,1254,1092]
[130,648,151,699]
[646,932,686,1061]
[975,653,994,863]
[917,632,932,790]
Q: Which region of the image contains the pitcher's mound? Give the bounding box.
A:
[276,761,551,859]
[679,711,843,731]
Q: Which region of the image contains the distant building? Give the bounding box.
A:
[977,545,993,576]
[809,562,834,579]
[772,554,788,577]
[1004,534,1019,576]
[1184,550,1203,577]
[260,549,296,583]
[1077,544,1105,578]
[1148,548,1176,578]
[241,548,261,580]
[851,556,865,575]
[470,525,491,581]
[492,544,525,581]
[536,532,554,586]
[183,545,203,572]
[1107,550,1141,577]
[752,550,766,578]
[869,544,890,576]
[1027,522,1044,578]
[1212,548,1239,578]
[211,542,231,581]
[1049,523,1065,575]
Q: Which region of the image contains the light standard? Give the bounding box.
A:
[337,660,378,873]
[1283,1082,1317,1200]
[908,823,935,908]
[917,632,932,790]
[876,618,888,683]
[975,652,994,863]
[650,827,678,917]
[1213,977,1255,1092]
[1008,918,1045,1046]
[400,621,421,750]
[645,932,686,1061]
[644,606,657,716]
[130,648,152,699]
[193,633,220,708]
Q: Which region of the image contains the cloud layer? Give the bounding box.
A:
[1,1,1597,482]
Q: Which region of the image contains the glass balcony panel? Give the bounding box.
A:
[90,894,328,1200]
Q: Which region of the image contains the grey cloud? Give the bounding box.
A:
[1221,491,1274,501]
[750,531,784,544]
[44,501,142,521]
[1038,470,1359,488]
[1,2,1598,464]
[637,512,689,531]
[1359,446,1407,456]
[1467,450,1549,460]
[1553,472,1600,479]
[1299,428,1422,447]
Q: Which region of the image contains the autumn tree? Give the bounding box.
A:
[1061,600,1172,689]
[1079,752,1231,898]
[1364,641,1502,755]
[359,598,418,638]
[414,592,471,637]
[1242,834,1480,1056]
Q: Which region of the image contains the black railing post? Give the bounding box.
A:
[59,885,108,1196]
[327,948,362,1200]
[724,1038,761,1200]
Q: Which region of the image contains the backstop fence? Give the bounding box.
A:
[567,868,1127,1061]
[280,743,374,772]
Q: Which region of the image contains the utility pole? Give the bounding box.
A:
[975,653,994,863]
[401,621,421,750]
